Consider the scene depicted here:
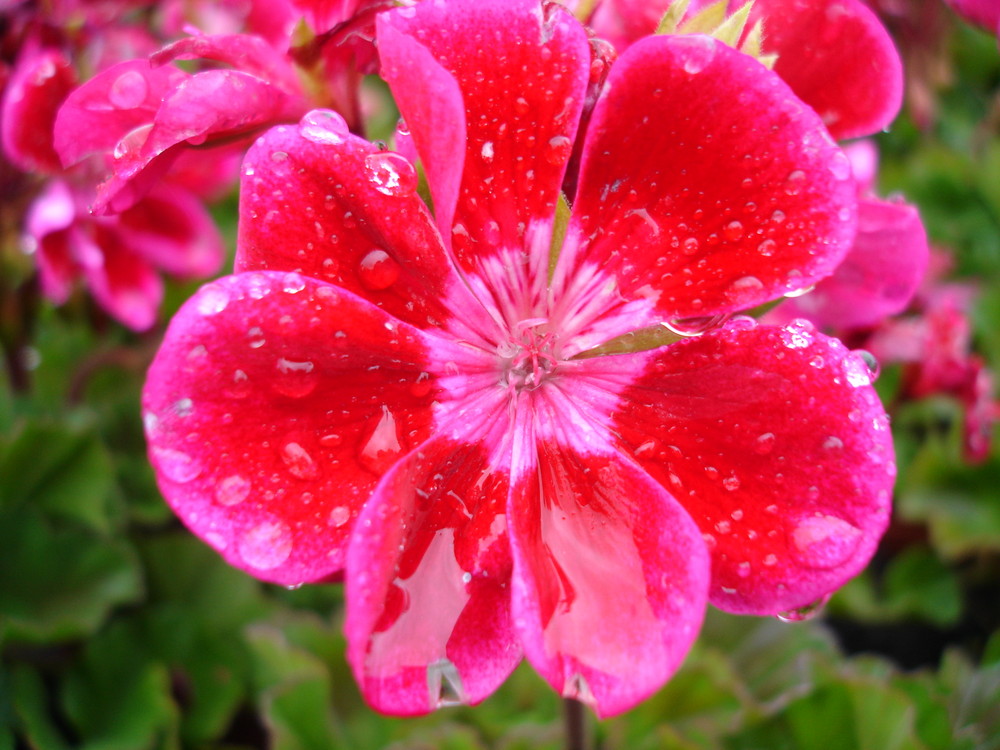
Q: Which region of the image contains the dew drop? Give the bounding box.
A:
[728,275,764,300]
[216,474,251,506]
[113,123,152,161]
[682,237,700,255]
[461,571,473,584]
[544,134,573,165]
[757,239,776,257]
[281,272,306,294]
[663,313,729,337]
[273,358,317,398]
[410,371,433,398]
[776,594,831,622]
[736,561,751,578]
[680,35,717,75]
[364,151,417,196]
[428,658,467,708]
[358,406,403,474]
[152,446,201,483]
[754,432,776,455]
[771,209,786,224]
[789,513,862,569]
[358,249,400,291]
[856,349,880,380]
[828,150,852,180]
[822,435,844,451]
[299,108,350,145]
[270,150,288,162]
[247,326,266,349]
[481,140,494,161]
[281,440,318,479]
[723,475,741,491]
[225,369,251,399]
[108,69,148,109]
[239,519,293,570]
[784,284,816,299]
[763,553,778,566]
[723,220,744,241]
[329,506,351,528]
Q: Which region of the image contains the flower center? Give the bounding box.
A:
[498,318,561,391]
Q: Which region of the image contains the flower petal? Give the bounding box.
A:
[142,272,442,586]
[377,0,590,267]
[752,0,903,140]
[236,116,461,331]
[507,392,709,718]
[773,197,929,331]
[567,35,857,320]
[611,318,894,615]
[345,432,519,715]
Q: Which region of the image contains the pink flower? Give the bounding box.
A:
[943,0,1000,34]
[586,0,904,140]
[142,0,895,717]
[53,0,393,214]
[770,140,930,331]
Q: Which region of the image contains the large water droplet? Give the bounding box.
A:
[239,519,292,570]
[281,440,318,479]
[108,69,148,110]
[273,358,317,398]
[680,35,717,75]
[785,170,806,195]
[196,285,229,315]
[828,150,852,180]
[113,123,153,161]
[789,513,862,569]
[663,313,729,337]
[480,140,494,161]
[216,474,251,506]
[358,406,403,474]
[358,249,401,291]
[364,151,417,196]
[299,109,350,145]
[754,432,776,455]
[544,134,573,165]
[855,349,880,381]
[328,506,351,528]
[776,594,831,622]
[152,446,201,483]
[723,220,744,241]
[757,239,776,257]
[427,658,466,708]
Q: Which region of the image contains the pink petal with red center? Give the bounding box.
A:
[142,272,444,585]
[95,68,304,213]
[506,378,709,715]
[377,0,590,268]
[53,60,188,167]
[507,416,709,718]
[236,114,480,333]
[26,180,79,302]
[775,197,929,331]
[346,430,520,715]
[612,318,894,615]
[77,222,164,330]
[115,185,226,279]
[2,47,76,173]
[751,0,903,140]
[568,35,857,321]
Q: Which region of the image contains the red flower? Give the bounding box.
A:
[143,0,894,716]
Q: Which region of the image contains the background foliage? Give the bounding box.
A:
[2,9,1000,750]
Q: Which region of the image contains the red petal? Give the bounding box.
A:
[151,34,300,91]
[236,116,462,330]
[612,318,894,615]
[774,197,929,331]
[1,48,76,173]
[54,59,187,167]
[377,0,590,268]
[116,185,226,279]
[752,0,903,140]
[508,411,709,718]
[142,273,443,586]
[568,35,857,320]
[345,433,519,715]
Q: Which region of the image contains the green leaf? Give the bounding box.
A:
[0,509,142,642]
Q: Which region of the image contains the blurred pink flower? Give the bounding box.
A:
[143,0,894,716]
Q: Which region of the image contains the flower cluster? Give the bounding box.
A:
[137,0,910,717]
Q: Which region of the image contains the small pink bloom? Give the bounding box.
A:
[143,0,893,716]
[588,0,904,140]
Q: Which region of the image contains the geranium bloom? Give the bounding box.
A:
[143,0,895,717]
[586,0,904,140]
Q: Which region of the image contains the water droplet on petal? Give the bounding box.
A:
[273,358,317,398]
[239,519,292,570]
[784,284,816,299]
[410,371,432,398]
[299,109,350,144]
[728,275,764,301]
[281,440,318,479]
[736,561,751,578]
[723,475,740,491]
[785,170,806,195]
[828,150,852,180]
[113,123,153,161]
[196,286,229,315]
[328,506,351,528]
[358,406,403,474]
[358,249,400,291]
[216,474,251,506]
[225,369,251,399]
[544,134,573,165]
[282,272,306,294]
[823,435,844,451]
[108,69,148,109]
[682,237,700,255]
[247,327,266,349]
[481,140,494,161]
[754,432,776,455]
[364,151,417,196]
[789,513,862,569]
[724,220,744,241]
[680,35,717,75]
[270,150,288,162]
[663,313,729,337]
[855,349,880,381]
[427,658,466,708]
[152,446,201,483]
[776,594,831,622]
[757,239,776,257]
